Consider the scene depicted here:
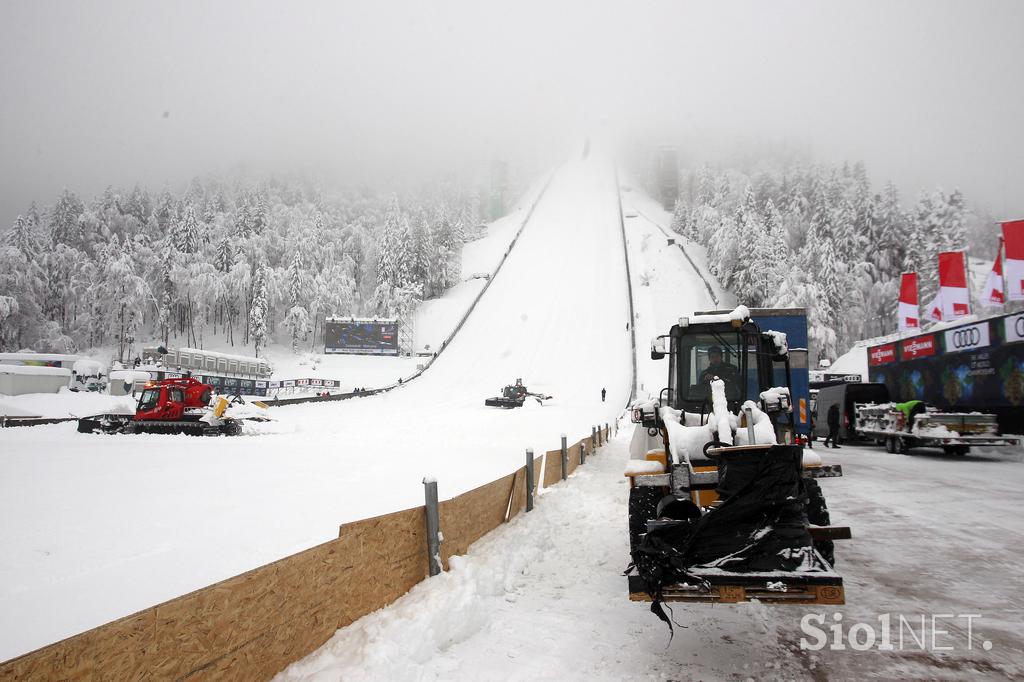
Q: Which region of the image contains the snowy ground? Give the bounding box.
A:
[0,157,629,660]
[280,431,1024,682]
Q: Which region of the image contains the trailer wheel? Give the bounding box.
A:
[943,445,969,456]
[896,437,909,454]
[884,436,896,453]
[628,487,662,556]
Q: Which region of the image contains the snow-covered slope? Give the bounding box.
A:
[618,179,732,398]
[0,157,631,660]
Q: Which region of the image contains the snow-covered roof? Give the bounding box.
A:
[0,352,82,363]
[72,359,104,375]
[175,347,268,365]
[682,305,751,326]
[0,364,72,377]
[324,317,398,324]
[110,370,153,382]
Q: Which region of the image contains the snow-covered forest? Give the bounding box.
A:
[666,161,993,360]
[0,178,485,357]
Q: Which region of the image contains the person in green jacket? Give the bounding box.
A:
[894,400,926,431]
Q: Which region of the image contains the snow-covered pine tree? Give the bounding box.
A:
[11,215,39,260]
[249,265,269,356]
[176,204,201,254]
[49,190,85,248]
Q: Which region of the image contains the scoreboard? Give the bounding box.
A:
[324,318,399,355]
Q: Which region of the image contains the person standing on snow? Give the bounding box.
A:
[824,403,841,449]
[601,387,606,402]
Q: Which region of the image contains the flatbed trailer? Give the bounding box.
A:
[855,402,1020,454]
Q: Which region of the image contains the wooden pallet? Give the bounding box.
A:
[628,551,845,605]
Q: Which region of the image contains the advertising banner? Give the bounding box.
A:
[324,319,399,355]
[944,322,990,354]
[900,334,937,360]
[868,343,897,366]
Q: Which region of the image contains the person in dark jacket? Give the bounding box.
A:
[823,403,841,449]
[601,387,606,402]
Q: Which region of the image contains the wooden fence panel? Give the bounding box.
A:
[542,449,562,488]
[438,471,516,566]
[506,467,527,522]
[0,507,427,682]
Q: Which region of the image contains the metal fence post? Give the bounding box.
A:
[580,438,586,465]
[423,477,441,577]
[592,426,597,450]
[526,448,535,512]
[560,434,568,480]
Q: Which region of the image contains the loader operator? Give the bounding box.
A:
[700,345,740,399]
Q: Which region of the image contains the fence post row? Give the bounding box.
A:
[560,434,568,481]
[525,448,535,513]
[423,477,441,577]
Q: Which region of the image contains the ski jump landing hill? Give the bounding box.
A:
[0,157,654,677]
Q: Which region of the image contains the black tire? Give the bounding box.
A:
[804,478,835,567]
[897,437,909,454]
[943,445,969,456]
[628,487,662,556]
[77,418,98,434]
[884,436,896,454]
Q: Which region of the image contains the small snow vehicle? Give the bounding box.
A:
[484,379,552,408]
[626,307,849,617]
[77,377,268,436]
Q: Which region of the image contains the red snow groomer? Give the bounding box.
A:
[78,377,256,436]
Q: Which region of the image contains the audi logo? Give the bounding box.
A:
[951,328,981,348]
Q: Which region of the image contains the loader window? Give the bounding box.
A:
[168,388,184,404]
[678,333,742,403]
[138,388,161,410]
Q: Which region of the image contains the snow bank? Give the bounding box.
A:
[0,391,135,418]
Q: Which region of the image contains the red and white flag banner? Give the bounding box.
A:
[1002,220,1024,301]
[938,250,970,319]
[984,239,1005,307]
[925,291,943,322]
[898,272,919,331]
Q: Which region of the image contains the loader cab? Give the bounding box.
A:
[662,318,781,417]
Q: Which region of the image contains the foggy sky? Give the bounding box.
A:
[2,0,1022,229]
